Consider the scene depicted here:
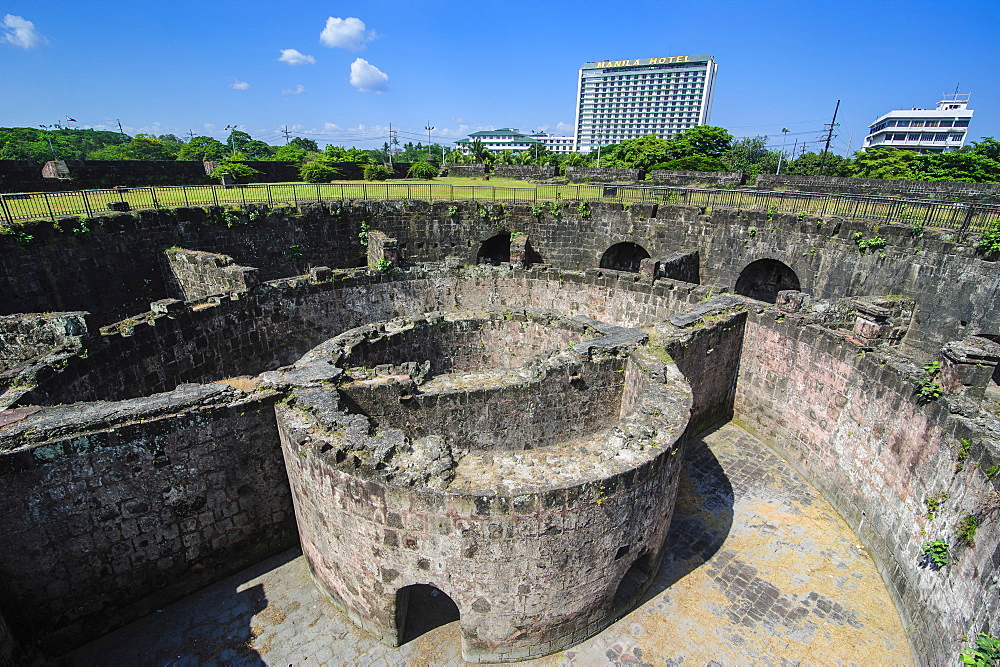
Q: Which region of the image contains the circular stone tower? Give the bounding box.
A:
[270,309,692,662]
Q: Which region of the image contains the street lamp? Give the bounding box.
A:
[777,128,790,175]
[224,124,238,155]
[38,124,58,161]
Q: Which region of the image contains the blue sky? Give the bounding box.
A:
[2,0,998,155]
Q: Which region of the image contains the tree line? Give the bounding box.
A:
[2,125,998,184]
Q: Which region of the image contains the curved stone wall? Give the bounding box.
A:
[734,311,1000,663]
[275,313,692,662]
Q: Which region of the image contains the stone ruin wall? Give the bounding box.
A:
[735,310,1000,664]
[4,199,996,359]
[0,198,999,662]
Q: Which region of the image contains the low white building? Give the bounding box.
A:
[455,129,577,156]
[862,94,974,154]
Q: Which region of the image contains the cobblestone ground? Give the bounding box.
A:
[68,423,911,665]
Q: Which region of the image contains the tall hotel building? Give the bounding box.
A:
[573,55,718,153]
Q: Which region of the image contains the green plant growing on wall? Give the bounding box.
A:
[915,361,943,401]
[854,231,888,253]
[577,201,591,218]
[956,438,973,473]
[447,205,459,218]
[548,201,561,217]
[960,632,1000,665]
[374,258,394,273]
[287,244,303,263]
[979,223,1000,255]
[955,513,979,546]
[985,465,999,480]
[797,211,807,220]
[358,220,371,247]
[920,539,950,569]
[925,490,949,519]
[766,205,778,224]
[531,203,545,218]
[747,226,757,237]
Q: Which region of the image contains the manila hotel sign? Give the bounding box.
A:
[586,55,710,69]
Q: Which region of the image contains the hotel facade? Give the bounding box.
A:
[573,55,718,153]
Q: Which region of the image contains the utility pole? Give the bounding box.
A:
[818,100,841,177]
[424,121,434,160]
[282,125,292,144]
[776,128,790,175]
[791,138,798,163]
[187,129,195,141]
[116,119,127,141]
[387,123,393,167]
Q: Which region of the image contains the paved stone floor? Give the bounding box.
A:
[68,423,911,665]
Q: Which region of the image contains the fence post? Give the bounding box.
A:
[81,189,93,218]
[266,184,274,207]
[149,187,161,209]
[44,192,56,222]
[955,205,976,243]
[0,195,12,225]
[212,184,219,207]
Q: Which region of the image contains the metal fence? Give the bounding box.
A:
[2,181,998,236]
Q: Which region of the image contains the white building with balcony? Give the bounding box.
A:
[862,94,974,154]
[455,129,577,156]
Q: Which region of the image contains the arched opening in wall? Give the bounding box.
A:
[395,584,460,644]
[600,242,650,272]
[611,550,656,610]
[734,259,800,304]
[477,232,510,265]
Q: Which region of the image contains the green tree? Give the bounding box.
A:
[600,134,671,171]
[969,137,1000,161]
[783,151,853,177]
[289,137,319,152]
[272,144,309,163]
[665,125,733,159]
[469,138,491,165]
[363,163,391,181]
[725,136,781,176]
[211,161,261,183]
[299,162,341,183]
[850,147,919,179]
[177,136,230,161]
[918,152,1000,183]
[407,162,438,179]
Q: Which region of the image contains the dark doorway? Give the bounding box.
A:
[734,259,800,303]
[396,584,460,644]
[477,233,510,265]
[612,551,656,610]
[600,242,650,272]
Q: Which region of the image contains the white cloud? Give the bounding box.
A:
[230,79,251,90]
[349,58,388,93]
[1,14,46,48]
[555,122,574,134]
[278,48,316,65]
[282,84,306,95]
[320,17,376,51]
[323,122,341,131]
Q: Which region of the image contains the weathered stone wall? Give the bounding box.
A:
[41,160,214,188]
[443,164,486,178]
[492,165,558,180]
[164,248,259,302]
[650,170,744,187]
[734,312,1000,663]
[277,341,691,662]
[565,167,641,183]
[0,204,362,324]
[12,270,702,407]
[755,174,1000,202]
[0,312,91,372]
[0,384,295,655]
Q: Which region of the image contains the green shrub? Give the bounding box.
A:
[916,361,943,401]
[363,163,391,181]
[212,161,261,183]
[956,514,980,546]
[407,162,438,179]
[979,224,1000,255]
[299,162,341,183]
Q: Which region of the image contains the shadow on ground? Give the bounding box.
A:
[65,551,301,666]
[645,424,735,600]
